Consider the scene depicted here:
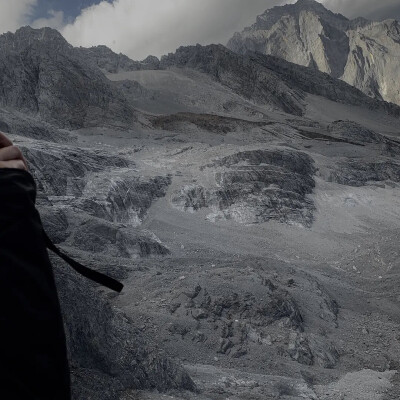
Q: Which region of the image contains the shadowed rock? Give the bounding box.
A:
[52,257,195,400]
[77,45,160,73]
[65,217,170,259]
[329,160,400,186]
[0,27,137,129]
[168,275,304,359]
[173,149,316,227]
[160,44,306,116]
[288,332,339,368]
[328,121,383,144]
[22,144,130,196]
[21,139,172,259]
[327,120,400,156]
[151,112,269,135]
[159,43,400,119]
[0,109,72,143]
[248,53,400,118]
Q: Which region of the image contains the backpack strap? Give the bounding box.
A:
[43,231,124,293]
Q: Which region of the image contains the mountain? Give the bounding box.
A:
[227,0,400,106]
[160,44,400,118]
[77,45,161,73]
[2,26,400,400]
[0,27,136,129]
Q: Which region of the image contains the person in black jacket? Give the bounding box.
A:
[0,131,71,399]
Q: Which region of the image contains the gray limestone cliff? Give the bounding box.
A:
[227,0,400,106]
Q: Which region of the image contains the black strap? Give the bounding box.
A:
[43,231,124,293]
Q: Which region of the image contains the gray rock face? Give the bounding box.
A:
[0,27,136,129]
[22,143,129,196]
[20,139,172,259]
[160,44,306,116]
[172,149,316,227]
[151,113,268,135]
[162,266,341,373]
[67,217,170,259]
[329,160,400,187]
[160,44,400,118]
[77,45,160,73]
[327,120,383,144]
[325,121,400,158]
[227,0,400,106]
[171,279,304,359]
[248,53,400,118]
[288,332,339,368]
[0,109,72,143]
[53,258,195,400]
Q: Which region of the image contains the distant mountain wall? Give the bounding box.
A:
[227,0,400,106]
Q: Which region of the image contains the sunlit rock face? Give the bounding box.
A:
[227,0,400,106]
[172,149,316,227]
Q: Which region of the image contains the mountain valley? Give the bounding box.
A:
[1,4,400,398]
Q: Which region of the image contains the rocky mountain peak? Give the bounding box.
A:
[251,0,348,31]
[0,27,136,129]
[0,26,71,52]
[294,0,330,12]
[293,0,347,21]
[227,1,400,105]
[295,0,326,9]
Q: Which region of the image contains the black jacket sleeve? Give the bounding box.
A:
[0,168,70,400]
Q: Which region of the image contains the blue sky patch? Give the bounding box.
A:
[31,0,112,24]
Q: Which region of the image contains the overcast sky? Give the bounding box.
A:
[1,0,400,60]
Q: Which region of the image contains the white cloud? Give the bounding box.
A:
[59,0,400,61]
[60,0,286,60]
[2,0,400,61]
[0,0,37,34]
[32,10,65,30]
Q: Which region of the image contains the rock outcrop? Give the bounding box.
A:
[249,53,400,118]
[329,160,400,187]
[53,257,195,400]
[161,266,340,371]
[227,0,400,106]
[19,138,172,259]
[160,44,306,116]
[172,149,316,227]
[325,120,400,157]
[160,44,400,118]
[77,45,161,73]
[0,27,136,129]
